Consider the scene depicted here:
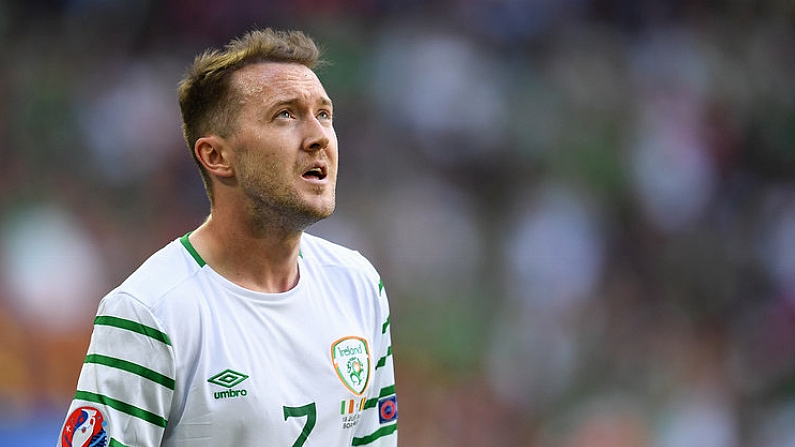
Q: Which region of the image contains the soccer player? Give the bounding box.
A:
[58,28,397,447]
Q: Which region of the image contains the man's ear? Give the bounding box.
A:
[195,136,234,178]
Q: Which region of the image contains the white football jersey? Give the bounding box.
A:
[58,232,397,447]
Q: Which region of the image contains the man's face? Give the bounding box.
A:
[227,62,338,231]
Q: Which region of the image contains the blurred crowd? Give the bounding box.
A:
[1,0,794,446]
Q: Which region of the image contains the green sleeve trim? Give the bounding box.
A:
[381,315,390,334]
[375,346,392,370]
[75,390,168,428]
[109,438,130,447]
[85,354,175,390]
[378,278,384,295]
[364,385,396,410]
[94,315,171,346]
[180,232,206,267]
[352,423,397,446]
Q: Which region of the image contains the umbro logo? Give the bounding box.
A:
[208,369,249,400]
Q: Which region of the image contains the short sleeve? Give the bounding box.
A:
[57,292,175,447]
[351,278,397,446]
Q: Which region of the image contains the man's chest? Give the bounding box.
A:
[163,287,377,445]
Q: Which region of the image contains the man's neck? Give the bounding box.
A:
[188,215,302,293]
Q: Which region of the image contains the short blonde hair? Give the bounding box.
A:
[177,28,322,201]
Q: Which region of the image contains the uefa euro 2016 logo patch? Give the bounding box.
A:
[331,336,371,395]
[378,395,398,424]
[61,406,108,447]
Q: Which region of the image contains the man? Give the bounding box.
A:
[58,28,397,447]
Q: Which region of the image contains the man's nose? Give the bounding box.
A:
[303,117,331,152]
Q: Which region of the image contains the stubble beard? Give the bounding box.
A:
[234,145,336,234]
[250,190,335,234]
[241,173,336,235]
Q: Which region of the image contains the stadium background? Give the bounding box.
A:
[1,1,795,445]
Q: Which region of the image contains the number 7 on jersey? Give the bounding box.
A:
[283,403,317,447]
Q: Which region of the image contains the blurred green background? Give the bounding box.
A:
[1,1,795,446]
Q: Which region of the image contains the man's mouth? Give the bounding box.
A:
[302,166,327,180]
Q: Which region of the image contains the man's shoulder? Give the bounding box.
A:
[114,237,201,307]
[300,232,377,275]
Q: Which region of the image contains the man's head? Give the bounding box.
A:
[177,28,323,203]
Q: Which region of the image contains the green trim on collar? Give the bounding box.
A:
[180,232,206,267]
[179,232,303,266]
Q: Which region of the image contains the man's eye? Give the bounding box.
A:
[318,111,331,120]
[277,110,291,119]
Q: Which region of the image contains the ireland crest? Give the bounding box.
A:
[331,336,371,395]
